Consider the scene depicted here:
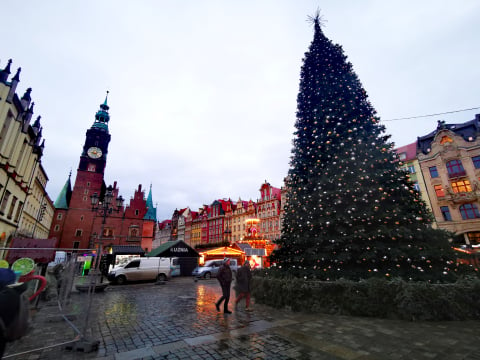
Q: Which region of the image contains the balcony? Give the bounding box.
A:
[447,192,479,204]
[448,170,466,179]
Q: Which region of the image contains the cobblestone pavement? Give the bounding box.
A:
[3,277,480,360]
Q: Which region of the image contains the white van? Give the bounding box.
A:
[107,257,172,284]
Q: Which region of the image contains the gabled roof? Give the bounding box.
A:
[158,220,171,230]
[54,174,72,209]
[146,240,199,257]
[417,116,480,154]
[395,142,417,162]
[143,185,157,221]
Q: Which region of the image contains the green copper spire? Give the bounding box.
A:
[143,184,157,221]
[54,172,72,209]
[92,91,110,131]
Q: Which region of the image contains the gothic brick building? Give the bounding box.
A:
[48,96,157,255]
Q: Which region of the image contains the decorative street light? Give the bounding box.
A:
[90,185,124,283]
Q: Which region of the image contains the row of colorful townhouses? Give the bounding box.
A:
[153,180,285,250]
[1,59,479,262]
[155,115,480,255]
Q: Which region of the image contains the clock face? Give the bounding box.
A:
[87,147,102,159]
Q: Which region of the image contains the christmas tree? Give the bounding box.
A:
[271,13,461,282]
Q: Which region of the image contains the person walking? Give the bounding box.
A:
[235,260,252,311]
[215,258,233,314]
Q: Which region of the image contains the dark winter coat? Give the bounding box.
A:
[235,264,252,293]
[217,263,232,287]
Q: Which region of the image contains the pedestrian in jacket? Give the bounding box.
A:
[215,258,233,314]
[235,260,252,311]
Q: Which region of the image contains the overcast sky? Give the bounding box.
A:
[3,1,480,220]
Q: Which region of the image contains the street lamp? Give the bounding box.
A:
[90,185,124,283]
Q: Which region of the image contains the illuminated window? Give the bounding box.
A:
[460,203,480,220]
[451,180,472,193]
[434,185,445,197]
[440,206,452,221]
[466,232,480,245]
[472,156,480,169]
[429,166,439,178]
[446,159,465,177]
[440,136,453,144]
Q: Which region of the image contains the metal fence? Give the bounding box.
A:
[1,248,104,357]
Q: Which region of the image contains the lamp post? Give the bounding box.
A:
[90,185,124,283]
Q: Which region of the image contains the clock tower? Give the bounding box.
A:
[69,93,111,210]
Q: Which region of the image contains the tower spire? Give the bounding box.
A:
[92,91,110,132]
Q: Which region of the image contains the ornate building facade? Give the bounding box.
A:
[0,59,53,258]
[417,116,480,245]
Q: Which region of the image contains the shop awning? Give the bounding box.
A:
[6,238,58,264]
[111,245,145,255]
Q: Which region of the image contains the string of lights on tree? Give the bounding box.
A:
[270,12,471,282]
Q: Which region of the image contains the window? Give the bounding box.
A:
[125,260,140,269]
[73,241,80,250]
[451,180,472,193]
[54,225,60,231]
[407,165,415,173]
[135,209,139,216]
[413,183,420,192]
[57,213,63,220]
[398,152,407,161]
[446,159,466,178]
[434,184,445,197]
[75,229,83,237]
[103,228,113,237]
[473,156,480,169]
[14,201,23,222]
[0,190,11,214]
[429,166,439,178]
[440,206,452,221]
[460,204,480,219]
[7,196,17,219]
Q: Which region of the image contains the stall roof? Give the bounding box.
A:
[111,245,145,255]
[198,246,245,257]
[147,240,199,257]
[6,238,58,264]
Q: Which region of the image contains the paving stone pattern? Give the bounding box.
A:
[3,277,480,359]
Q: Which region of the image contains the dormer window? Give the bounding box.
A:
[440,136,453,145]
